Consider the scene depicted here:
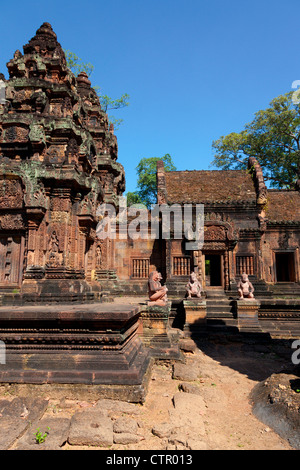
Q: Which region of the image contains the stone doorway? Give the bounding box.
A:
[205,254,223,287]
[275,252,296,282]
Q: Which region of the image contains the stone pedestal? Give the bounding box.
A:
[21,267,94,303]
[183,299,207,336]
[235,299,261,332]
[139,301,181,359]
[0,303,152,403]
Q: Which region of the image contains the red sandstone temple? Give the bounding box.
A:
[0,23,299,327]
[0,22,125,302]
[0,23,299,398]
[114,158,300,295]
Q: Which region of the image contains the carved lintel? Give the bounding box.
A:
[26,207,46,224]
[0,213,25,231]
[77,214,95,227]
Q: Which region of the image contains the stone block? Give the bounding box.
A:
[139,302,181,359]
[68,409,113,447]
[235,299,261,332]
[183,299,207,335]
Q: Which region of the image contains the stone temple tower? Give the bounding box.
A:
[0,25,152,399]
[0,22,125,302]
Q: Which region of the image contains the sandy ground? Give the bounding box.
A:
[32,339,294,451]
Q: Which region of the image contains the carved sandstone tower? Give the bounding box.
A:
[0,23,124,301]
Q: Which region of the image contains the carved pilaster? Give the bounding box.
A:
[224,250,229,290]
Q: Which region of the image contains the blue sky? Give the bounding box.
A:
[0,0,300,192]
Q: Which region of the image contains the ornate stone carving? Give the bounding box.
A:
[65,138,79,163]
[29,123,46,143]
[204,225,226,241]
[46,231,62,267]
[186,272,202,298]
[237,273,255,299]
[0,214,25,230]
[0,176,23,208]
[148,271,168,306]
[248,157,268,205]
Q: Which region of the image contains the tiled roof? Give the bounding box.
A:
[164,170,257,204]
[266,190,300,223]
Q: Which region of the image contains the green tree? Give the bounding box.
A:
[64,50,130,130]
[126,154,176,207]
[211,91,300,189]
[94,88,130,130]
[64,50,94,77]
[126,191,144,206]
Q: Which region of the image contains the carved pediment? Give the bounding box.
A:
[204,225,226,241]
[202,214,239,250]
[204,212,239,243]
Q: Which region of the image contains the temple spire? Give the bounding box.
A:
[23,22,65,63]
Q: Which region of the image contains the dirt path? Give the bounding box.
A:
[110,342,292,451]
[0,338,295,451]
[48,341,293,450]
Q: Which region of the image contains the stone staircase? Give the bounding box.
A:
[165,279,187,298]
[227,276,273,300]
[269,282,300,299]
[205,288,237,330]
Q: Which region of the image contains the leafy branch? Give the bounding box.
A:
[64,50,130,130]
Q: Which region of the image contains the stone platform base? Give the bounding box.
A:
[0,302,152,403]
[235,299,261,332]
[183,299,207,337]
[139,302,181,360]
[0,359,154,404]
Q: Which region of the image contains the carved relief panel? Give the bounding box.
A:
[0,176,24,209]
[0,235,23,286]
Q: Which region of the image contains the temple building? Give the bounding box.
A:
[0,22,299,316]
[0,23,299,395]
[109,158,300,300]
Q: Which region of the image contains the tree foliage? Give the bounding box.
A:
[126,191,144,206]
[64,50,129,130]
[211,92,300,188]
[126,154,176,207]
[94,88,130,130]
[64,50,94,77]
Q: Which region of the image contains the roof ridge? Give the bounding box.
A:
[166,169,248,173]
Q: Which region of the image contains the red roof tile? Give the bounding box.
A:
[165,170,257,204]
[266,190,300,222]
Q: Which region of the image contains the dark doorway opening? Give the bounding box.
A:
[275,252,295,282]
[205,254,222,286]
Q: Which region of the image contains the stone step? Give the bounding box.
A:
[206,307,233,315]
[206,295,227,300]
[270,283,300,297]
[207,312,234,320]
[271,282,300,289]
[206,296,235,320]
[206,299,233,306]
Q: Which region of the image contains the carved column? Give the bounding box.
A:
[26,219,38,267]
[165,239,172,279]
[224,249,229,290]
[78,227,87,271]
[25,208,45,268]
[48,188,72,268]
[195,250,204,287]
[23,208,46,286]
[229,249,236,288]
